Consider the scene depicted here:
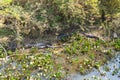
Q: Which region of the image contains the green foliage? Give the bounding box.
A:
[0,28,13,37]
[89,53,95,59]
[0,0,12,6]
[99,0,120,15]
[64,34,103,55]
[30,47,38,53]
[0,48,5,58]
[79,58,93,74]
[64,36,83,55]
[112,68,119,76]
[113,39,120,50]
[4,6,24,20]
[81,40,92,54]
[94,62,101,69]
[0,52,64,79]
[0,0,120,79]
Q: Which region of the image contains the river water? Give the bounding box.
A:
[0,52,120,80]
[66,53,120,80]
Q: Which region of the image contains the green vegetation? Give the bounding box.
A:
[99,0,120,21]
[0,0,120,79]
[113,39,120,51]
[0,28,13,37]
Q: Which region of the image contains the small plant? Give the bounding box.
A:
[78,58,93,74]
[30,47,38,53]
[81,40,92,54]
[89,53,95,59]
[112,68,119,76]
[71,58,79,63]
[64,41,80,55]
[104,49,113,59]
[79,66,86,74]
[0,28,14,37]
[94,62,101,69]
[103,66,110,72]
[52,72,62,79]
[64,46,72,55]
[8,50,13,55]
[0,48,5,58]
[113,39,120,51]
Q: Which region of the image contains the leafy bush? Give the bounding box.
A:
[99,0,120,21]
[0,0,12,6]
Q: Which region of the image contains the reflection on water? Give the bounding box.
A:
[66,53,120,80]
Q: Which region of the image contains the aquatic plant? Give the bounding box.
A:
[113,39,120,51]
[89,53,95,59]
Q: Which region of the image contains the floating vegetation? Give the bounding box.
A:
[113,39,120,51]
[0,33,119,79]
[0,52,64,79]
